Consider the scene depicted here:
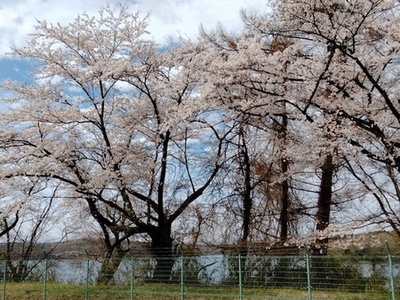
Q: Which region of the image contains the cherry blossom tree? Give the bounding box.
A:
[0,4,227,283]
[194,0,400,252]
[1,1,399,283]
[268,0,400,237]
[195,23,317,247]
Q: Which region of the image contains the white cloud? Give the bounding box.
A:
[135,0,268,41]
[0,0,268,57]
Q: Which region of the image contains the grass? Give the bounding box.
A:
[0,282,394,300]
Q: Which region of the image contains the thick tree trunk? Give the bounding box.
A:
[278,114,289,244]
[150,226,174,283]
[313,154,334,255]
[279,156,290,243]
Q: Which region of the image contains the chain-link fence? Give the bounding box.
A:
[0,248,399,299]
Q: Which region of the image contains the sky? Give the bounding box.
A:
[0,0,268,84]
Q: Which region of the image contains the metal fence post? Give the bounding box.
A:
[43,258,48,300]
[85,250,90,300]
[130,258,134,300]
[238,253,243,300]
[180,248,185,300]
[305,245,312,300]
[386,241,396,300]
[2,260,6,300]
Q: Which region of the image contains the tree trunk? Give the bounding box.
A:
[279,156,290,243]
[7,260,29,282]
[97,245,128,285]
[313,154,334,255]
[277,113,289,244]
[238,126,252,277]
[149,225,174,283]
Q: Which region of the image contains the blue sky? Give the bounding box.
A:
[0,58,35,111]
[0,0,266,89]
[0,59,34,82]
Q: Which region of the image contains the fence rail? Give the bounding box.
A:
[0,250,399,299]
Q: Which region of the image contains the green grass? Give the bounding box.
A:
[0,282,394,300]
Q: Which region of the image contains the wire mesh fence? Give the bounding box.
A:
[0,247,399,299]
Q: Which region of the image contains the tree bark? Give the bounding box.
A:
[149,224,174,283]
[278,114,289,244]
[97,244,128,285]
[313,154,334,255]
[238,127,253,280]
[238,126,252,256]
[279,156,290,243]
